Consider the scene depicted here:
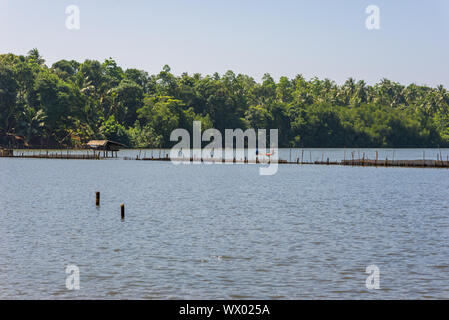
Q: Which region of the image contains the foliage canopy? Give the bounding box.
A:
[1,50,448,148]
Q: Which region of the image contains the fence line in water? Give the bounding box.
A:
[123,150,449,169]
[3,148,449,168]
[1,149,100,160]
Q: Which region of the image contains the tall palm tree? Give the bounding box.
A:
[18,107,46,144]
[435,85,449,115]
[27,48,45,66]
[343,78,357,105]
[355,80,368,103]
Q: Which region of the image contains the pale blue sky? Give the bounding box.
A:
[1,0,448,87]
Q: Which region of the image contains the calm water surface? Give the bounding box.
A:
[1,149,448,299]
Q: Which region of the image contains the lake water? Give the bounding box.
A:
[1,149,449,299]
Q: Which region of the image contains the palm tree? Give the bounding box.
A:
[18,107,46,144]
[404,84,419,105]
[434,85,449,115]
[355,80,368,104]
[343,78,357,105]
[27,48,45,66]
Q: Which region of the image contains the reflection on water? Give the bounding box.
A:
[0,149,448,299]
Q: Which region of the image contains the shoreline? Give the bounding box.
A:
[2,151,449,169]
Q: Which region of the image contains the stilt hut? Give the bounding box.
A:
[0,149,14,157]
[87,140,126,158]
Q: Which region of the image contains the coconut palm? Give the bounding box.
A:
[27,48,45,66]
[18,107,46,144]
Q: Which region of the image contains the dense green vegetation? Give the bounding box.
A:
[1,49,449,148]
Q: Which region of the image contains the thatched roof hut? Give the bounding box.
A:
[0,149,14,157]
[87,140,126,151]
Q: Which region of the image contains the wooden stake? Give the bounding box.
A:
[96,192,100,206]
[121,204,125,220]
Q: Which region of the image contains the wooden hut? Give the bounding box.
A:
[87,140,126,158]
[0,149,14,157]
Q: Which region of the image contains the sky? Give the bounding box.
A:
[1,0,448,87]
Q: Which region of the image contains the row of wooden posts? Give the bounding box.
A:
[128,149,449,164]
[96,192,125,220]
[289,149,449,164]
[2,150,101,160]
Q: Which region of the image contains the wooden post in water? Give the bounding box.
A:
[96,192,100,206]
[121,204,125,220]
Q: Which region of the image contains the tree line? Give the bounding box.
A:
[1,49,449,149]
